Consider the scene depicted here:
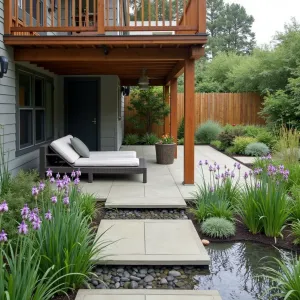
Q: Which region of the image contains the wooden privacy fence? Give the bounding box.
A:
[124,92,265,136]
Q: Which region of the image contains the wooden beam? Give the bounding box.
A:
[165,61,184,85]
[98,0,105,34]
[164,86,170,135]
[184,58,195,184]
[4,35,207,47]
[198,0,206,33]
[14,48,189,62]
[189,46,205,60]
[170,78,178,158]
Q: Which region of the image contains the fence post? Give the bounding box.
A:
[4,0,12,34]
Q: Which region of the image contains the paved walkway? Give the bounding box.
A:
[76,290,222,300]
[93,220,210,265]
[80,146,250,207]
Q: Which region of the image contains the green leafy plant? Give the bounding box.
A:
[201,217,236,238]
[177,118,184,139]
[257,131,277,148]
[127,87,170,134]
[245,142,270,156]
[232,136,257,154]
[177,138,184,145]
[210,140,222,150]
[141,133,159,145]
[217,132,236,150]
[238,165,290,239]
[123,134,140,145]
[158,134,174,144]
[0,125,10,196]
[291,220,300,245]
[260,255,300,300]
[223,124,246,137]
[0,237,71,300]
[224,146,235,155]
[78,192,97,218]
[195,120,223,144]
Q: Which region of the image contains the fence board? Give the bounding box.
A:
[124,93,265,136]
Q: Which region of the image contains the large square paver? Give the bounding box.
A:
[75,290,222,300]
[93,220,210,265]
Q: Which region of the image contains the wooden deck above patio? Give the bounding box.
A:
[4,0,206,43]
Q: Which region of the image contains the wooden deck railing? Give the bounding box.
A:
[4,0,205,35]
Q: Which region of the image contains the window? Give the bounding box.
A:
[17,68,54,153]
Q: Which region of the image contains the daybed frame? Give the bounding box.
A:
[39,144,147,183]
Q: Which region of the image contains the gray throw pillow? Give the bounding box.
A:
[71,137,90,158]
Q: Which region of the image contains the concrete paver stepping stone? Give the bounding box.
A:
[75,290,222,300]
[93,220,210,265]
[105,197,186,208]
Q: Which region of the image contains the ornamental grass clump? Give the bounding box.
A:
[195,120,223,144]
[201,217,235,238]
[238,163,290,239]
[191,160,241,222]
[141,133,159,145]
[260,255,300,300]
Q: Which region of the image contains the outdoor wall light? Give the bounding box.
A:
[139,84,149,91]
[0,56,8,78]
[122,86,130,96]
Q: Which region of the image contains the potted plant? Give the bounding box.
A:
[155,134,176,164]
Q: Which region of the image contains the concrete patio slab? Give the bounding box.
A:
[75,290,222,300]
[93,220,210,265]
[105,197,186,208]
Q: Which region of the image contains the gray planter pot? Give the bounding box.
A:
[155,143,176,164]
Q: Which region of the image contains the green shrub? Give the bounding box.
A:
[243,125,265,137]
[201,217,235,238]
[177,118,184,139]
[78,192,97,218]
[261,255,300,300]
[225,146,235,155]
[217,132,236,149]
[177,138,184,145]
[232,136,257,154]
[141,133,159,145]
[223,124,246,136]
[284,163,300,191]
[124,134,140,145]
[210,140,222,150]
[245,142,270,156]
[195,120,223,144]
[257,131,277,148]
[238,167,290,238]
[292,220,300,245]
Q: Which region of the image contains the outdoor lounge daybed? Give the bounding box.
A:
[39,135,147,183]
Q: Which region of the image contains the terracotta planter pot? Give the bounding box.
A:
[155,143,176,164]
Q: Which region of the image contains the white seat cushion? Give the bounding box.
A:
[74,157,140,167]
[89,151,136,159]
[50,135,80,164]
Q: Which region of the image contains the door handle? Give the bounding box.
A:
[92,118,96,124]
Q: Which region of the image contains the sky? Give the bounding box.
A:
[224,0,300,45]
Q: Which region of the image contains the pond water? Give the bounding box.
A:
[194,242,293,300]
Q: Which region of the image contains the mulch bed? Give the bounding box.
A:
[188,212,300,252]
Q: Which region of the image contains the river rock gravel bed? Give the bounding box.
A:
[104,209,188,220]
[87,266,209,290]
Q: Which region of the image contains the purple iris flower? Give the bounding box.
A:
[216,165,220,170]
[204,160,208,165]
[266,154,272,160]
[0,201,8,213]
[0,230,8,243]
[243,172,249,179]
[32,218,42,230]
[63,197,70,205]
[51,196,57,204]
[56,173,61,179]
[50,177,55,183]
[237,163,241,170]
[21,204,30,219]
[76,170,82,177]
[71,170,76,178]
[56,180,64,189]
[32,186,39,197]
[231,171,235,178]
[209,186,215,192]
[199,160,203,166]
[18,221,28,235]
[46,168,53,177]
[209,165,213,172]
[256,182,261,189]
[74,177,80,185]
[45,210,52,220]
[215,174,220,180]
[39,182,46,191]
[234,162,237,168]
[28,211,39,223]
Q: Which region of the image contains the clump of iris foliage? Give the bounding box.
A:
[0,169,108,299]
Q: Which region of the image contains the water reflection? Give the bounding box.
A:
[194,242,292,300]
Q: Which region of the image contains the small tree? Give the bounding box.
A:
[127,87,170,134]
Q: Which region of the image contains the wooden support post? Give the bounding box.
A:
[197,0,206,33]
[170,78,178,158]
[98,0,105,34]
[4,0,12,34]
[184,58,195,184]
[164,85,170,135]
